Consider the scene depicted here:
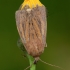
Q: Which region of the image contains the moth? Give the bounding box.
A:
[15,5,47,61]
[15,5,64,70]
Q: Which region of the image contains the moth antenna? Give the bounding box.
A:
[24,65,31,70]
[24,60,35,70]
[39,58,65,70]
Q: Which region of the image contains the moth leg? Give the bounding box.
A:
[17,39,27,57]
[17,39,24,51]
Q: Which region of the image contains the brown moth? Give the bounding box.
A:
[15,5,65,70]
[16,5,47,58]
[15,5,47,61]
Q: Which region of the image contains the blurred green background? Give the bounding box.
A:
[0,0,70,70]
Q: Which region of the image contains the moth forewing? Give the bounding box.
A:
[15,5,47,59]
[16,10,26,44]
[38,6,47,47]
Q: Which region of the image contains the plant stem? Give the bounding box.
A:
[17,39,36,70]
[27,54,36,70]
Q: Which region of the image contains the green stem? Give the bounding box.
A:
[27,54,36,70]
[17,39,36,70]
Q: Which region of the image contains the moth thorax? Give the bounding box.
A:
[26,8,31,13]
[23,5,32,13]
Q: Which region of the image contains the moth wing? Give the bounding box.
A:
[33,6,47,47]
[15,10,27,44]
[39,6,47,47]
